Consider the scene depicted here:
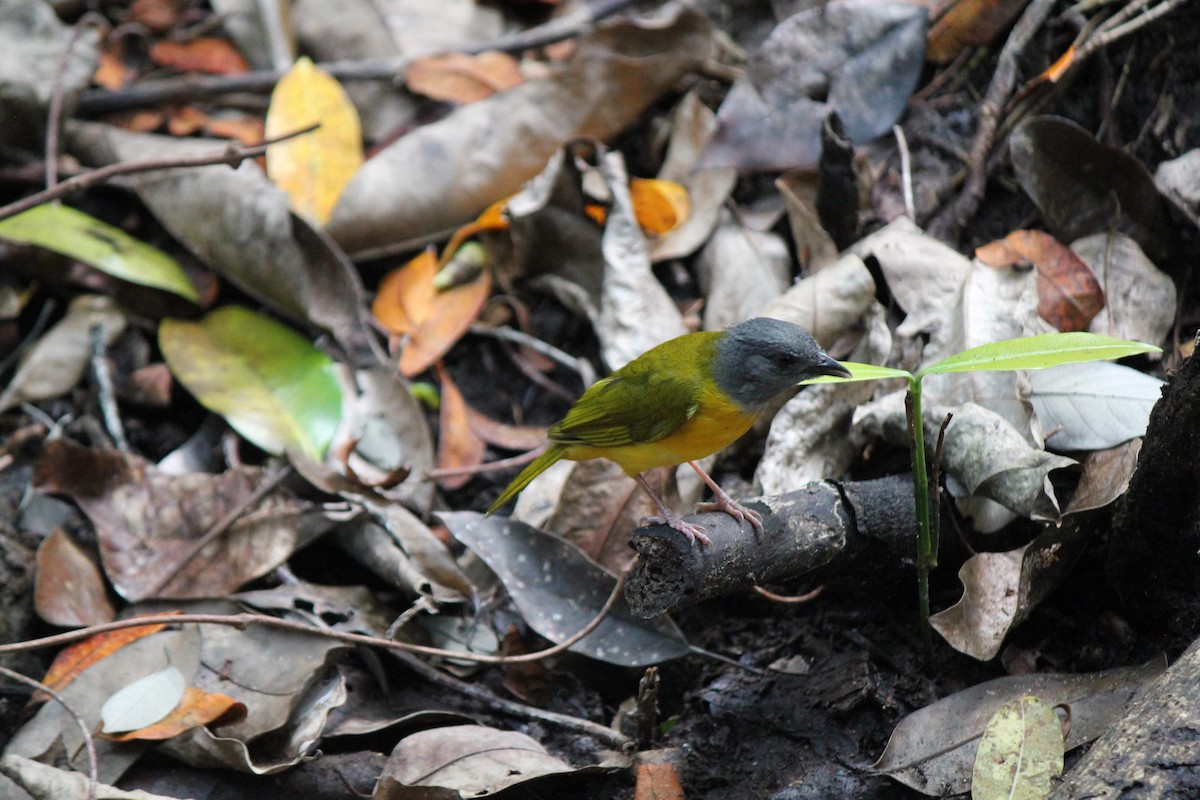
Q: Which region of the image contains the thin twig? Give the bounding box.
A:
[392,649,631,748]
[46,13,108,192]
[0,123,318,222]
[893,124,915,220]
[140,463,293,598]
[470,323,597,388]
[76,0,645,115]
[931,0,1059,242]
[1077,0,1194,58]
[424,443,549,481]
[88,322,129,452]
[0,666,98,800]
[0,570,629,666]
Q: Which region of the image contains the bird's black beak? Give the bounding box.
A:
[815,353,852,379]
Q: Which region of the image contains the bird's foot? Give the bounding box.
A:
[696,488,765,534]
[640,510,713,547]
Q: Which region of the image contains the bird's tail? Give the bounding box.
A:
[486,445,567,516]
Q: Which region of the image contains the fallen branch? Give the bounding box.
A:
[625,476,918,618]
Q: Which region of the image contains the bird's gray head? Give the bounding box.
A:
[713,317,851,409]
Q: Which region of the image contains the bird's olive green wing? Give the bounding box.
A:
[550,371,701,448]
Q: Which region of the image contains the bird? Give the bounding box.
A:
[486,317,851,545]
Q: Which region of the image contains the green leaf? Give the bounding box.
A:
[921,333,1160,377]
[801,361,912,384]
[972,695,1064,800]
[160,306,341,459]
[0,204,200,302]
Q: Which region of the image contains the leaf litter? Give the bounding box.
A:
[0,0,1197,798]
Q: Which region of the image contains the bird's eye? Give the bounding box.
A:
[775,352,798,368]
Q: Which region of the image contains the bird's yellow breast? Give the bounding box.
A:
[563,383,756,476]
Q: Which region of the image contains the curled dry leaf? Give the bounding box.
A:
[0,294,126,413]
[374,725,578,798]
[976,229,1104,332]
[930,520,1091,660]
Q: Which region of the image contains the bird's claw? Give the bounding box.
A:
[696,494,765,534]
[640,512,713,547]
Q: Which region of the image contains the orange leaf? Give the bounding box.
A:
[976,229,1104,332]
[629,178,690,235]
[373,250,493,377]
[635,762,684,800]
[435,366,486,490]
[406,51,525,104]
[928,0,1030,64]
[94,44,136,90]
[150,38,250,75]
[103,686,246,742]
[36,613,183,702]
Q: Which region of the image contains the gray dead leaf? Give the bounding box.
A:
[64,122,380,366]
[930,520,1092,660]
[341,367,437,511]
[373,725,576,798]
[370,502,475,602]
[696,211,791,332]
[1027,361,1163,452]
[648,90,737,262]
[872,657,1166,796]
[327,8,716,253]
[0,754,179,800]
[1065,439,1141,515]
[777,169,839,272]
[698,1,927,171]
[100,665,186,735]
[1155,148,1200,211]
[1072,233,1174,355]
[596,150,688,370]
[0,2,98,148]
[941,403,1076,526]
[209,0,292,70]
[762,252,877,346]
[441,512,692,667]
[0,295,126,412]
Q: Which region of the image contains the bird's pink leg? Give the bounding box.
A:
[688,461,765,534]
[634,474,712,546]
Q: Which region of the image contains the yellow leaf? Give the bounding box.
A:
[629,178,690,235]
[265,56,363,226]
